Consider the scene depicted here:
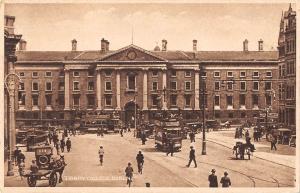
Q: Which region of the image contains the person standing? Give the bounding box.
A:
[98,146,104,166]
[166,140,174,156]
[186,146,197,168]
[66,138,72,152]
[60,138,66,153]
[141,132,147,145]
[13,147,21,165]
[270,134,277,150]
[136,151,144,174]
[220,171,231,187]
[120,128,124,137]
[208,169,218,187]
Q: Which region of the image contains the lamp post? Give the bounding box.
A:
[200,66,206,155]
[5,72,21,176]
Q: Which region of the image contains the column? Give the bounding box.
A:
[116,70,121,110]
[194,68,200,110]
[96,69,102,110]
[162,68,167,110]
[142,68,148,110]
[64,69,70,110]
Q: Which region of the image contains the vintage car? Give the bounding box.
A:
[35,146,54,169]
[155,119,183,152]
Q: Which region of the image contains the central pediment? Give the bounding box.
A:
[97,44,167,62]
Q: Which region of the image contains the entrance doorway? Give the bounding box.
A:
[124,101,139,128]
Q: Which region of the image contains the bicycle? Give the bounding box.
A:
[138,162,143,174]
[126,175,133,187]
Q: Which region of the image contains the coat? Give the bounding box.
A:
[220,176,231,187]
[208,174,218,187]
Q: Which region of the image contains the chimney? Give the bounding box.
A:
[19,39,27,51]
[71,39,77,51]
[101,38,110,52]
[193,39,197,51]
[105,40,110,51]
[243,39,248,52]
[162,39,167,51]
[258,39,263,51]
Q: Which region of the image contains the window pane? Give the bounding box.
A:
[128,76,135,90]
[214,95,220,106]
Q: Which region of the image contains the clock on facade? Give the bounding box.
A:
[127,50,137,60]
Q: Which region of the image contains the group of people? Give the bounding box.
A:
[208,169,232,188]
[48,130,72,155]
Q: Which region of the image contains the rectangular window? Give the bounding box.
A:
[32,72,38,77]
[239,94,246,106]
[32,82,39,91]
[87,95,95,107]
[253,81,259,91]
[45,71,52,77]
[152,95,159,106]
[58,94,65,106]
[214,81,220,91]
[201,71,207,77]
[265,82,272,91]
[214,95,220,106]
[105,95,112,106]
[88,70,95,77]
[45,82,52,91]
[59,82,65,91]
[46,95,52,106]
[266,71,272,77]
[152,81,158,91]
[73,95,80,106]
[32,95,39,106]
[266,94,272,106]
[152,70,158,77]
[73,71,80,77]
[240,81,246,91]
[18,92,25,105]
[105,81,112,91]
[240,71,246,77]
[185,71,191,77]
[59,71,64,77]
[227,81,233,91]
[227,71,233,77]
[171,70,176,77]
[128,75,136,90]
[252,94,259,106]
[104,70,112,77]
[88,81,94,91]
[19,72,25,77]
[185,95,191,107]
[226,95,233,106]
[19,82,25,91]
[252,71,259,77]
[170,95,177,106]
[214,71,220,77]
[171,81,177,90]
[73,81,80,91]
[185,81,191,91]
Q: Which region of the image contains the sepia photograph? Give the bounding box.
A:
[3,1,298,191]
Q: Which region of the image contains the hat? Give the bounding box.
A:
[211,169,216,173]
[190,146,193,148]
[60,153,64,157]
[224,171,228,176]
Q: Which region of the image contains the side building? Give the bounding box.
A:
[14,38,279,127]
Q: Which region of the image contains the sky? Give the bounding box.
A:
[5,3,294,51]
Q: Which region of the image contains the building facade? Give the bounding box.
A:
[278,5,296,130]
[14,37,279,127]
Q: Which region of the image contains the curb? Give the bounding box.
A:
[206,139,295,169]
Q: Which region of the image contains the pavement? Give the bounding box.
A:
[4,129,296,187]
[203,128,296,169]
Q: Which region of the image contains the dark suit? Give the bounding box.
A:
[208,174,218,187]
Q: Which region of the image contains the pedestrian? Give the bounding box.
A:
[98,146,104,166]
[270,134,277,150]
[234,128,239,139]
[100,127,104,137]
[120,128,124,137]
[58,153,66,183]
[18,160,25,179]
[186,146,197,168]
[30,160,39,174]
[60,138,65,153]
[141,132,147,145]
[208,169,218,187]
[66,138,71,152]
[17,151,25,166]
[48,132,53,144]
[64,128,68,138]
[220,171,231,187]
[125,162,134,187]
[55,141,60,155]
[13,147,21,165]
[239,127,243,138]
[189,132,195,143]
[166,140,174,156]
[136,151,144,174]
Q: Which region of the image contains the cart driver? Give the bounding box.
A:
[30,160,39,174]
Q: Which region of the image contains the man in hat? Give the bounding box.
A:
[208,169,218,187]
[186,146,197,168]
[220,171,231,187]
[136,151,144,174]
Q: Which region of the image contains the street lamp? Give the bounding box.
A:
[200,66,206,155]
[5,72,21,176]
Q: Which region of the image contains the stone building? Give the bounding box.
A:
[278,4,296,130]
[14,37,279,127]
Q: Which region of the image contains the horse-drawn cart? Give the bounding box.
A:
[233,142,252,160]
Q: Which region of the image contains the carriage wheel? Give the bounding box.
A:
[49,172,58,187]
[27,176,37,187]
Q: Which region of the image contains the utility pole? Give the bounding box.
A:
[200,66,206,155]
